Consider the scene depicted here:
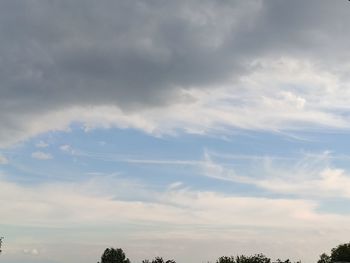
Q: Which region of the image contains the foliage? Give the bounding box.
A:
[216,254,271,263]
[99,248,130,263]
[317,253,331,263]
[331,243,350,263]
[142,257,176,263]
[0,237,3,254]
[236,254,271,263]
[94,242,350,263]
[215,254,301,263]
[318,242,350,263]
[152,257,165,263]
[217,256,235,263]
[275,259,300,263]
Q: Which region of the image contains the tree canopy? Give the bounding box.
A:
[142,256,176,263]
[95,242,350,263]
[317,253,331,263]
[331,243,350,262]
[99,248,130,263]
[0,237,3,254]
[217,254,271,263]
[318,242,350,263]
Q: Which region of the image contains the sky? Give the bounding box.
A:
[2,1,350,262]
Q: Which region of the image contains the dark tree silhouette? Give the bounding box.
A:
[317,253,331,263]
[318,242,350,263]
[216,254,300,263]
[142,256,176,263]
[98,248,130,263]
[236,254,271,263]
[152,257,164,263]
[217,256,235,263]
[216,254,271,263]
[275,259,300,263]
[0,237,3,254]
[331,243,350,263]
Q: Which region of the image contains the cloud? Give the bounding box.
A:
[201,151,350,199]
[0,174,346,228]
[0,173,349,263]
[59,144,74,154]
[1,1,350,146]
[35,141,49,148]
[168,181,184,190]
[1,169,349,263]
[0,154,8,164]
[31,151,53,160]
[23,249,40,256]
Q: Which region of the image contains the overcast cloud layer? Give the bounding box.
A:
[2,0,350,146]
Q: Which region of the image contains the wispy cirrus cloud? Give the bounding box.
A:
[31,151,53,160]
[55,143,350,200]
[201,151,350,199]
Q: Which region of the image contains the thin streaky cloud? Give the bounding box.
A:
[31,151,53,160]
[201,151,350,199]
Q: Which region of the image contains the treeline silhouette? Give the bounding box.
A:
[97,242,350,263]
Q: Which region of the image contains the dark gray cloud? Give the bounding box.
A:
[0,1,245,109]
[1,0,350,145]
